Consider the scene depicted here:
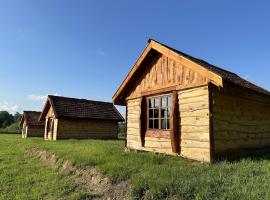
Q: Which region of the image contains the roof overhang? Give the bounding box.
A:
[112,39,223,105]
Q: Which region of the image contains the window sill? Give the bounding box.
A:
[145,129,171,139]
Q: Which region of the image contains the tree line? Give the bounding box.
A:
[0,111,21,129]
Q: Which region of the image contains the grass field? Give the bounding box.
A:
[0,135,91,200]
[1,134,270,200]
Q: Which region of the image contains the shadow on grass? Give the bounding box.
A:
[214,147,270,163]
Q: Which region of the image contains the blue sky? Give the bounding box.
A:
[0,0,269,115]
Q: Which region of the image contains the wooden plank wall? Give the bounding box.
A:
[57,119,118,139]
[179,86,211,162]
[127,86,211,160]
[26,125,44,137]
[126,98,142,149]
[212,85,270,158]
[128,54,208,100]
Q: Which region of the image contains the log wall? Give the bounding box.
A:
[56,119,118,139]
[25,125,44,137]
[212,85,270,158]
[126,86,211,160]
[179,86,211,162]
[126,98,174,154]
[126,98,142,149]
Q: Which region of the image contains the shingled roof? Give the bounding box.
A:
[20,111,44,127]
[153,39,270,96]
[40,95,124,122]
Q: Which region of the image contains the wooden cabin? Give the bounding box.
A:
[39,95,124,140]
[20,111,45,138]
[113,39,270,162]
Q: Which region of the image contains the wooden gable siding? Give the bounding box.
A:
[127,54,209,100]
[46,106,55,118]
[212,84,270,158]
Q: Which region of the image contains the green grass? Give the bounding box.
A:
[2,134,270,199]
[0,135,91,200]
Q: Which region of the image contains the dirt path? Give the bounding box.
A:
[26,148,130,200]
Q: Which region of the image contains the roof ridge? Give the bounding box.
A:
[24,111,42,113]
[48,95,113,105]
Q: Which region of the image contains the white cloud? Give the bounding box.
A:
[27,94,47,101]
[27,93,59,102]
[0,102,21,114]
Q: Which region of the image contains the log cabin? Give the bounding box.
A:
[113,39,270,162]
[20,111,45,138]
[39,95,124,140]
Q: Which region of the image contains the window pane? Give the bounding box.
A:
[149,109,153,118]
[167,119,170,129]
[149,119,153,128]
[154,119,159,129]
[161,97,167,107]
[167,96,172,107]
[154,109,159,118]
[154,98,159,108]
[161,108,166,118]
[149,99,154,108]
[167,108,171,118]
[161,119,166,129]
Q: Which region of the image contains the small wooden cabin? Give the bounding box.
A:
[39,95,124,140]
[113,39,270,162]
[20,111,45,138]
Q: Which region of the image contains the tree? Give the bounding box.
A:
[13,112,22,122]
[0,111,14,128]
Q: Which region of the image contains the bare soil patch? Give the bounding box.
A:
[27,148,130,200]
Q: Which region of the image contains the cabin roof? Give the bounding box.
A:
[39,95,124,122]
[20,111,44,127]
[113,39,270,105]
[154,39,270,96]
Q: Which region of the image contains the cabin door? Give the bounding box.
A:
[47,118,54,140]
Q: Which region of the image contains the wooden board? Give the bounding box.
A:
[212,84,270,157]
[127,54,209,100]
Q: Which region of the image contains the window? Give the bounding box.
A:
[148,95,172,130]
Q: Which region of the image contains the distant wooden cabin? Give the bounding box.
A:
[20,111,45,138]
[39,95,124,140]
[113,39,270,162]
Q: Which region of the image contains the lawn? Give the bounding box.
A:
[1,134,270,200]
[0,134,92,200]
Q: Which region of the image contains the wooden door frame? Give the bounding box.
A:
[46,118,54,140]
